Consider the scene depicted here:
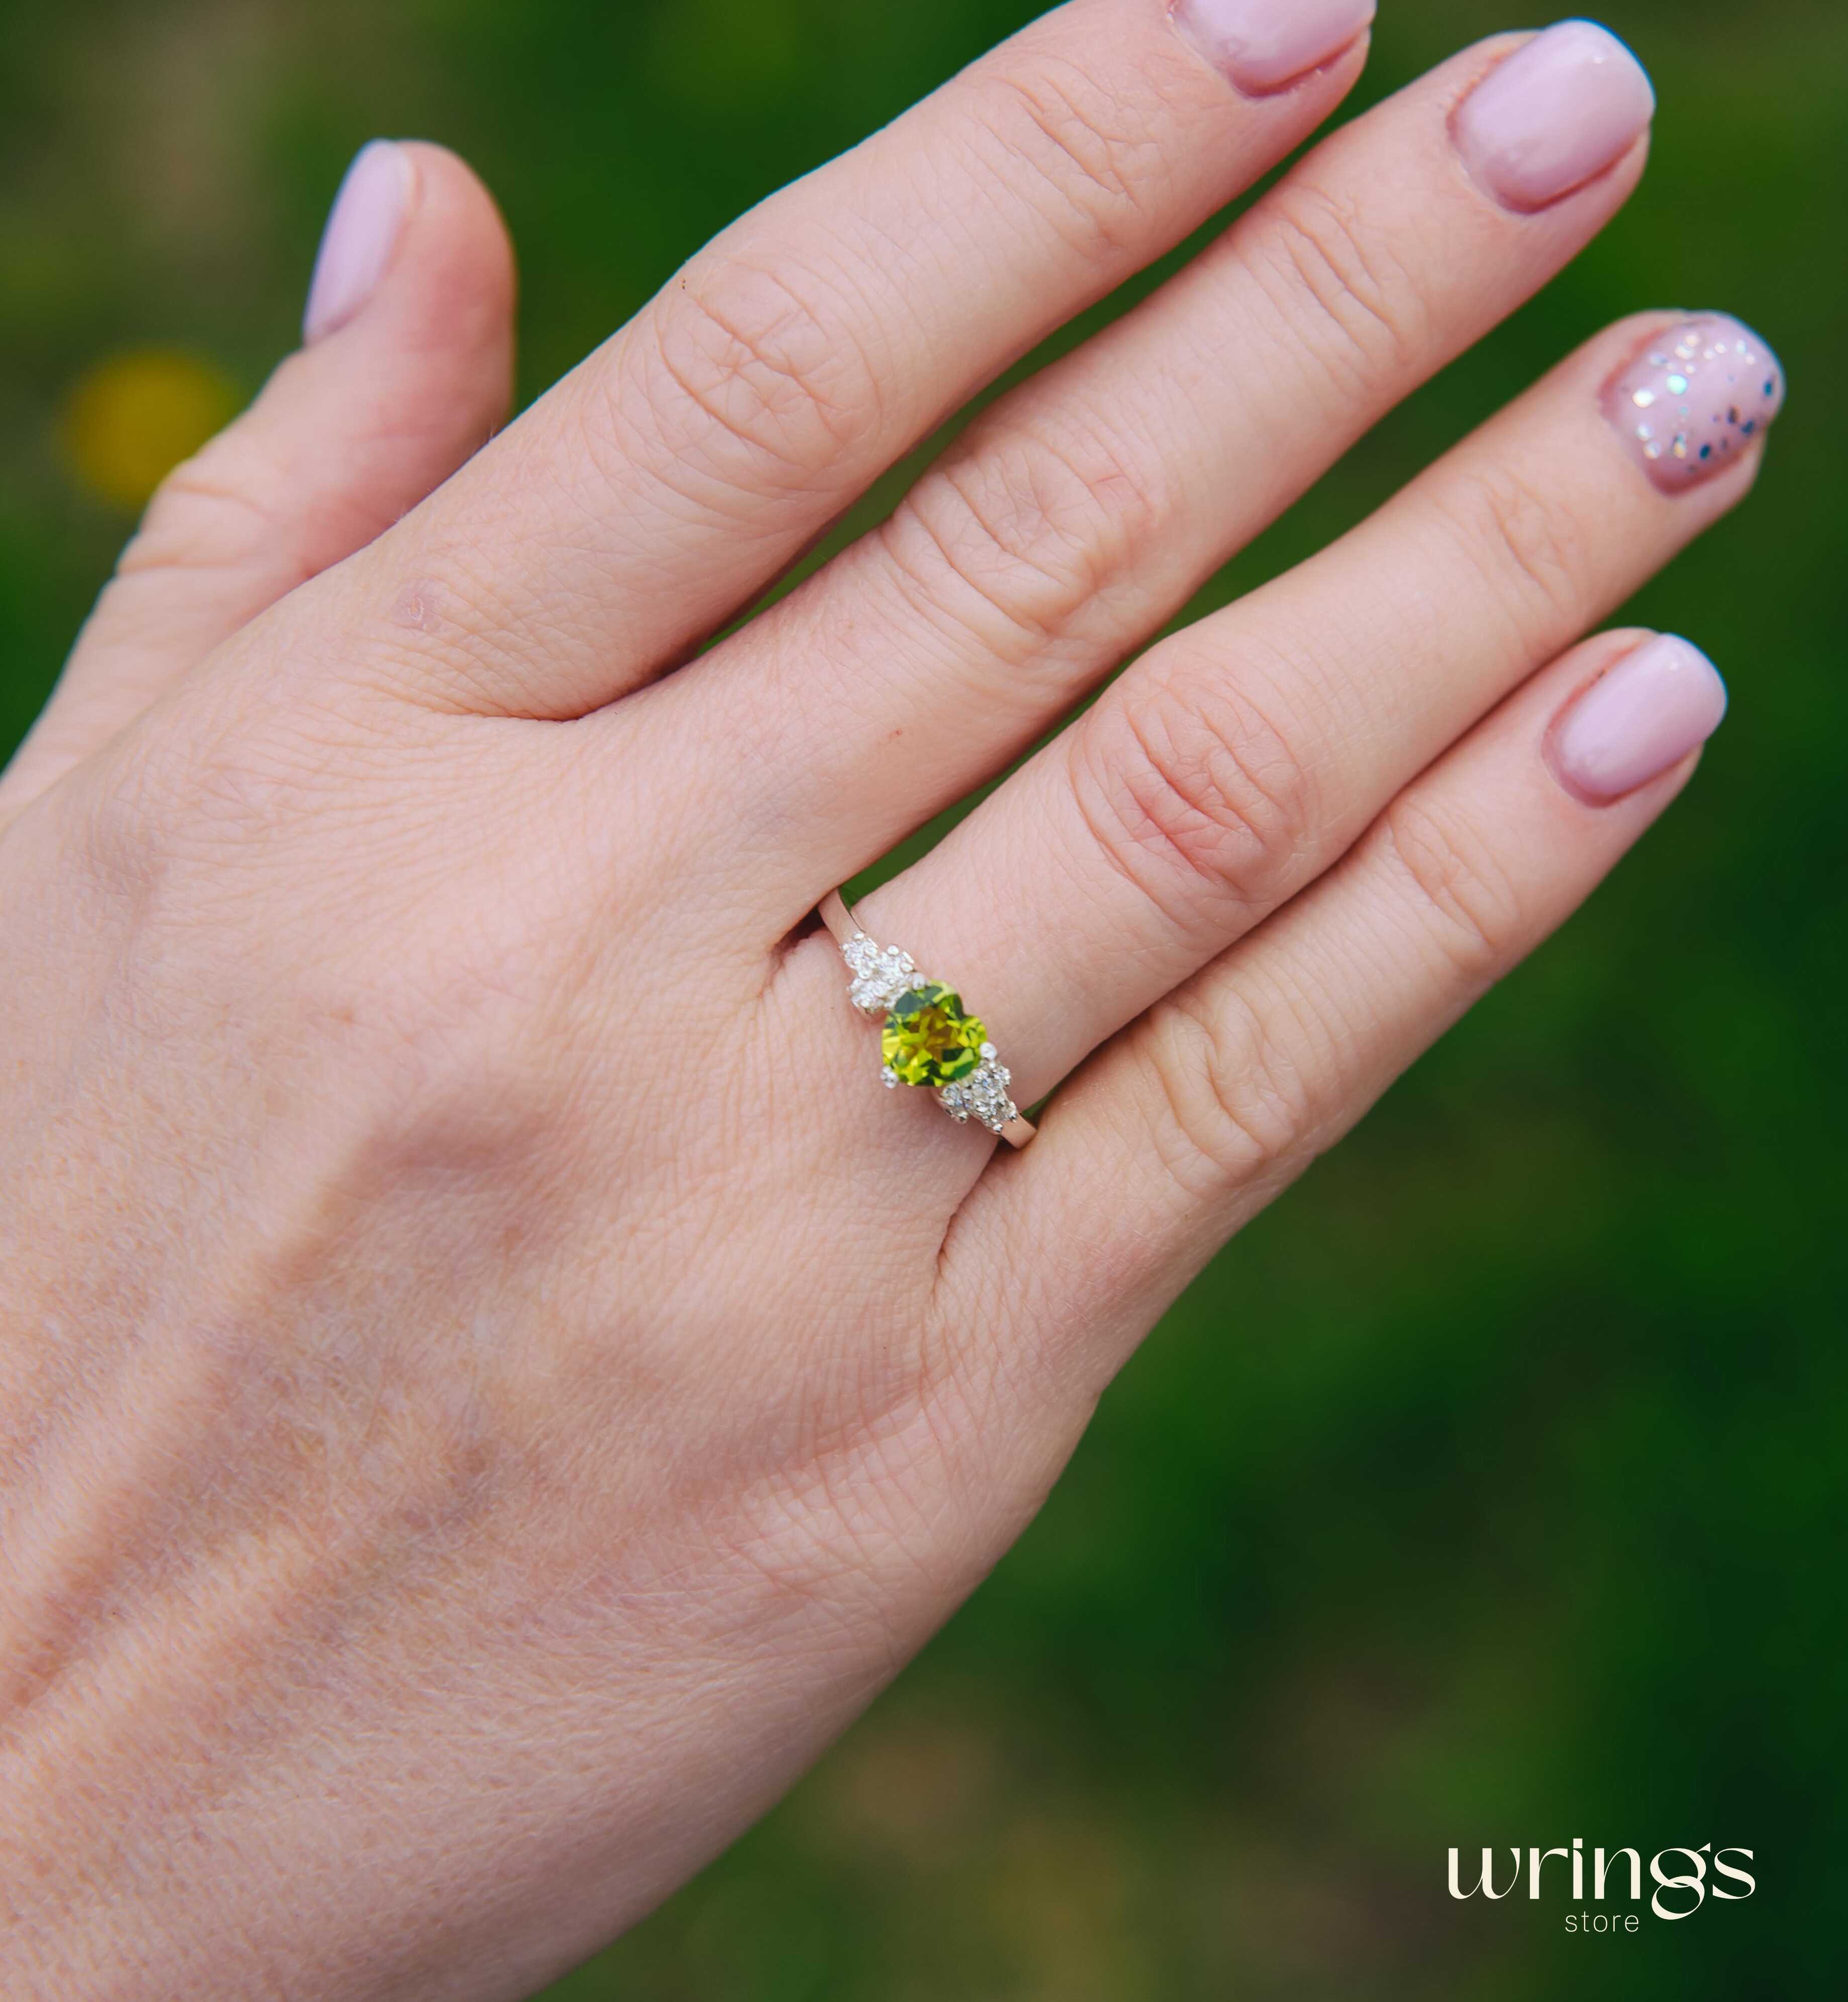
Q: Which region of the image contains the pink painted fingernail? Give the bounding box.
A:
[1453,21,1655,212]
[1549,635,1727,804]
[1606,314,1786,493]
[1169,0,1376,95]
[304,141,415,345]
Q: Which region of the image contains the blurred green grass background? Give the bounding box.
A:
[4,2,1843,1995]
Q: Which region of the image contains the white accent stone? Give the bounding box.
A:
[939,1057,1019,1135]
[841,933,918,1015]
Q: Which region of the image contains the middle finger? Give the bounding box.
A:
[661,23,1659,899]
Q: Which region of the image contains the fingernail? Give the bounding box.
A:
[1549,635,1727,804]
[1606,314,1786,494]
[1170,0,1377,95]
[1453,21,1655,212]
[303,140,415,345]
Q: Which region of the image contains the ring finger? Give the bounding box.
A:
[947,622,1732,1386]
[828,308,1781,1119]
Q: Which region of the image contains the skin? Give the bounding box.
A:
[0,7,1769,1997]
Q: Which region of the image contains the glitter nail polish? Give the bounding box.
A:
[1606,314,1786,494]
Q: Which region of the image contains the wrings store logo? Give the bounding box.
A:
[1448,1842,1756,1930]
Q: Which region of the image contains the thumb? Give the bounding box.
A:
[3,140,516,815]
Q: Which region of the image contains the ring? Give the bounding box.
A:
[820,891,1037,1149]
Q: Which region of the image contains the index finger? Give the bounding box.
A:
[311,0,1376,718]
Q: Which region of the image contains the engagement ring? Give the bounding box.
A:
[820,892,1036,1149]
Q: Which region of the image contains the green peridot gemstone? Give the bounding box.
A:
[881,983,987,1087]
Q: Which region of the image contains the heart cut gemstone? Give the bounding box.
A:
[880,983,987,1087]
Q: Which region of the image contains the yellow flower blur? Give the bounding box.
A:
[59,350,242,513]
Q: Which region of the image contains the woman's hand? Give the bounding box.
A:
[0,6,1782,1996]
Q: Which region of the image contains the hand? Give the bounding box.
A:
[0,6,1782,1996]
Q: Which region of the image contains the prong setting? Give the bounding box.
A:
[833,927,1023,1137]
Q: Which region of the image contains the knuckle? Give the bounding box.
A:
[635,254,885,490]
[1255,183,1424,399]
[1377,793,1526,981]
[1436,463,1594,640]
[1069,662,1319,934]
[1142,985,1322,1196]
[116,438,297,587]
[883,411,1172,659]
[974,58,1169,265]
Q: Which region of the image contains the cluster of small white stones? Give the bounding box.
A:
[939,1052,1019,1136]
[841,932,916,1017]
